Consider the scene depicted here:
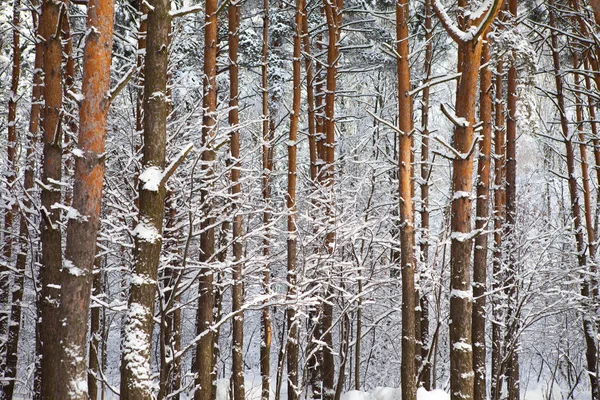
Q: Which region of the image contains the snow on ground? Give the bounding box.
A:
[341,387,449,400]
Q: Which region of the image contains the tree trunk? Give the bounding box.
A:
[472,40,492,400]
[121,0,171,396]
[1,0,21,368]
[194,0,218,396]
[38,0,67,396]
[322,0,342,396]
[2,0,21,394]
[418,0,433,390]
[261,0,273,397]
[229,0,246,398]
[491,58,506,400]
[286,0,303,396]
[396,0,416,397]
[448,37,481,400]
[55,0,114,396]
[504,1,519,397]
[89,256,103,400]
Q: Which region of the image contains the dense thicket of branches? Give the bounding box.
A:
[2,0,600,399]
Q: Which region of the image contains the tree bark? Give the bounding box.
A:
[229,0,246,398]
[396,0,416,397]
[260,0,273,397]
[120,0,170,396]
[89,256,103,400]
[194,0,218,396]
[286,0,303,396]
[2,0,21,392]
[418,0,433,390]
[38,0,67,396]
[472,39,492,400]
[1,0,21,367]
[491,57,506,400]
[322,0,342,396]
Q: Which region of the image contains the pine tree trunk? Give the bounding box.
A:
[89,257,103,400]
[121,0,170,396]
[472,40,492,400]
[396,0,416,397]
[491,59,506,400]
[504,1,519,397]
[194,0,218,396]
[418,0,433,389]
[260,0,273,397]
[322,0,342,396]
[38,0,67,396]
[56,0,114,396]
[1,1,21,367]
[2,0,22,395]
[229,0,246,398]
[448,37,481,400]
[286,0,303,396]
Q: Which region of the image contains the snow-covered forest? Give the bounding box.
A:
[0,0,599,398]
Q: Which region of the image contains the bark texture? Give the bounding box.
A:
[120,0,170,397]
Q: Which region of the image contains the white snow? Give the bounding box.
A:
[340,387,449,400]
[417,387,450,400]
[450,289,473,299]
[122,302,153,394]
[132,219,162,243]
[138,166,163,191]
[63,259,86,277]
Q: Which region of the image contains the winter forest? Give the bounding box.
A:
[3,0,600,397]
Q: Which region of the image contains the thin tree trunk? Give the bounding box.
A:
[472,39,492,400]
[260,0,273,397]
[504,1,519,397]
[286,0,303,396]
[418,0,433,390]
[229,0,245,397]
[2,0,22,394]
[194,0,218,396]
[89,256,103,400]
[1,0,21,365]
[491,58,506,400]
[120,0,171,396]
[322,0,342,395]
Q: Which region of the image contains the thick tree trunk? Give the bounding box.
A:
[121,0,171,397]
[396,0,416,397]
[56,0,114,396]
[38,0,67,396]
[448,37,481,400]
